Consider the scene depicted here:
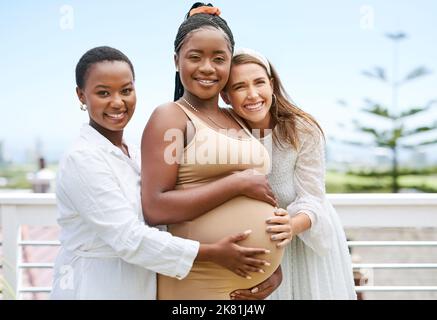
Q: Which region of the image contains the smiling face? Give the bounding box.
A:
[175,27,232,100]
[224,63,273,129]
[76,60,136,132]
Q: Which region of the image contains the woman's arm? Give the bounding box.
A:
[59,149,270,280]
[58,149,199,279]
[286,126,334,256]
[141,103,276,226]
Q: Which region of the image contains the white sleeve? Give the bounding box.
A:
[58,149,199,279]
[286,129,334,256]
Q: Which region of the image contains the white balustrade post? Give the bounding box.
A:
[1,204,22,300]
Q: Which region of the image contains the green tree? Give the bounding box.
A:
[337,32,437,193]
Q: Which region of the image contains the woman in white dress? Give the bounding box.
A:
[221,49,357,300]
[51,46,272,300]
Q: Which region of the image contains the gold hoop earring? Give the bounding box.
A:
[80,103,87,111]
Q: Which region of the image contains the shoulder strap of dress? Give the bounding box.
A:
[226,108,253,137]
[174,101,206,129]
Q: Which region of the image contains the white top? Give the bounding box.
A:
[261,124,356,300]
[51,124,199,300]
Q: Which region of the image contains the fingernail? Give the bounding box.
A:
[266,227,272,232]
[265,250,271,254]
[266,218,272,223]
[234,291,240,295]
[244,229,252,235]
[230,293,235,298]
[251,287,259,294]
[271,235,277,240]
[246,275,252,280]
[264,261,271,266]
[259,269,265,273]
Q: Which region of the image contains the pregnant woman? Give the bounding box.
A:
[141,3,288,299]
[51,46,273,300]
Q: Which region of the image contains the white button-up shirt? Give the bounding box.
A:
[51,124,199,299]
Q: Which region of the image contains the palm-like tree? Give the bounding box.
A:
[338,32,437,192]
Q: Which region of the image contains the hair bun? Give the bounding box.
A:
[186,2,219,19]
[189,6,221,17]
[190,2,213,10]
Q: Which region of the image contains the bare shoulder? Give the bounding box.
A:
[141,102,190,156]
[146,102,189,131]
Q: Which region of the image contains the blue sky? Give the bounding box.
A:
[1,0,436,164]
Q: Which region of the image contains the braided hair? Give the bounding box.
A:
[173,2,235,101]
[76,46,135,89]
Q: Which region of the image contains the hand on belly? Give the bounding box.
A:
[169,196,284,289]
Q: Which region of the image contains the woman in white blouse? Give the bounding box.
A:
[51,46,272,300]
[221,49,357,299]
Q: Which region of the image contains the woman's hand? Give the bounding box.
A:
[234,169,277,207]
[230,265,283,300]
[266,208,293,248]
[207,230,271,279]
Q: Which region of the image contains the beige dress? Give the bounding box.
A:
[157,103,284,300]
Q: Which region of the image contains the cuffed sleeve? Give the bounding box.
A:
[286,128,334,256]
[58,149,199,279]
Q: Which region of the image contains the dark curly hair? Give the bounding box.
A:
[75,46,135,89]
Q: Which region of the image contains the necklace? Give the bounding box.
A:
[181,97,231,130]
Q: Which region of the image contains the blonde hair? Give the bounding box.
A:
[230,54,324,149]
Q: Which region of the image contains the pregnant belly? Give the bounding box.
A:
[167,196,284,294]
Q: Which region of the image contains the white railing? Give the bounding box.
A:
[0,194,58,299]
[329,194,437,294]
[1,193,437,299]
